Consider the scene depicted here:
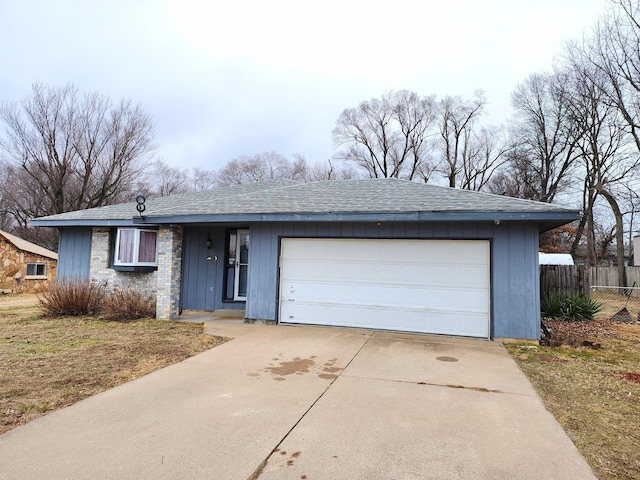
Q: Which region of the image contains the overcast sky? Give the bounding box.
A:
[0,0,608,172]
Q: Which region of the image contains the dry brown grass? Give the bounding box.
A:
[508,321,640,480]
[0,303,226,435]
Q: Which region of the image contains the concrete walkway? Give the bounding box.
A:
[0,321,596,480]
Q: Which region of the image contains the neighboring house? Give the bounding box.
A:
[31,179,579,340]
[0,229,57,294]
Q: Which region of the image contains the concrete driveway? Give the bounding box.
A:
[0,321,595,480]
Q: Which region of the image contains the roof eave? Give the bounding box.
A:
[29,218,159,227]
[30,210,581,227]
[538,217,580,233]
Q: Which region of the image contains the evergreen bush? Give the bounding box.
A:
[541,293,602,321]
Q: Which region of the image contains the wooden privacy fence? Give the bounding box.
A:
[540,265,640,298]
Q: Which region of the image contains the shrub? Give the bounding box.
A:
[101,288,156,322]
[541,293,602,321]
[39,280,104,317]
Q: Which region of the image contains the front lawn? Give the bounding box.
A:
[507,319,640,480]
[0,300,225,435]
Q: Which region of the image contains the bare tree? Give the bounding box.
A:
[216,151,308,186]
[486,148,542,199]
[587,0,640,151]
[459,125,510,191]
[129,162,226,203]
[141,160,190,197]
[0,168,17,232]
[595,220,617,263]
[189,167,218,192]
[305,159,360,182]
[571,0,640,277]
[0,83,155,248]
[141,153,360,199]
[508,70,580,203]
[332,90,437,179]
[436,91,487,188]
[623,186,640,265]
[133,160,219,198]
[563,47,634,285]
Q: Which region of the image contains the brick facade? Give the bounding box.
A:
[88,226,182,319]
[155,225,183,320]
[0,237,57,294]
[89,227,158,295]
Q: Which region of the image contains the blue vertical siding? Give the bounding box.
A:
[244,221,541,340]
[57,228,92,280]
[491,222,540,339]
[57,221,542,338]
[181,226,244,311]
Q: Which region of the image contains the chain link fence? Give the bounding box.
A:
[590,286,640,323]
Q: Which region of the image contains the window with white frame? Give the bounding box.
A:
[26,263,46,277]
[114,228,158,266]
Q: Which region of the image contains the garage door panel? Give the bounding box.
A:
[280,296,488,319]
[416,288,489,311]
[283,262,487,289]
[281,280,488,312]
[280,302,488,337]
[279,239,490,338]
[282,239,487,263]
[395,264,489,288]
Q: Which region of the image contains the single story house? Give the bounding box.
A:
[0,229,58,293]
[30,178,579,340]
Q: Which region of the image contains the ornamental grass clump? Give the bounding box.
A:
[100,288,156,322]
[541,293,602,321]
[39,280,104,317]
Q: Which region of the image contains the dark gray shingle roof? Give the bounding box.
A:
[31,178,579,227]
[35,178,299,221]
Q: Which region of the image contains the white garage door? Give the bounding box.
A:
[279,238,490,338]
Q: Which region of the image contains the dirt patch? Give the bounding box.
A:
[541,319,613,347]
[620,371,640,384]
[535,354,569,362]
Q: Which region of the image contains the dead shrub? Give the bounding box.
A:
[39,280,104,317]
[101,288,156,321]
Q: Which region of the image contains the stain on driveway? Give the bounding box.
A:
[248,355,344,382]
